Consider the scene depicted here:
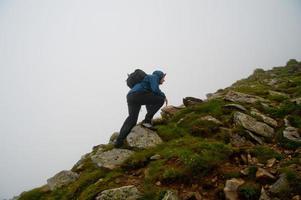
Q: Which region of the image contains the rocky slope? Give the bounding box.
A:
[18,59,301,200]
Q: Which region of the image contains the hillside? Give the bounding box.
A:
[17,59,301,200]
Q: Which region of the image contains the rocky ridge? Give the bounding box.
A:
[18,59,301,200]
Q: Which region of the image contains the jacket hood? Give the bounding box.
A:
[152,70,166,80]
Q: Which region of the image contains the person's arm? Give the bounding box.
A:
[149,75,165,97]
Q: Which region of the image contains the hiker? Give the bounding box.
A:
[114,70,167,148]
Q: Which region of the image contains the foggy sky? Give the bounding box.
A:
[1,0,301,198]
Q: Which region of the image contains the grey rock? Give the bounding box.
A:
[162,190,180,200]
[256,168,276,179]
[284,116,291,127]
[224,90,269,104]
[161,105,182,118]
[291,97,301,105]
[91,148,134,169]
[267,79,278,86]
[230,133,254,147]
[126,125,163,149]
[283,126,301,142]
[150,154,162,160]
[268,90,289,98]
[259,187,271,200]
[200,115,223,125]
[266,158,277,168]
[183,96,203,107]
[224,178,245,200]
[206,92,224,100]
[47,170,79,191]
[246,130,264,145]
[72,153,90,170]
[250,108,278,127]
[224,103,248,112]
[270,173,290,194]
[109,132,119,144]
[96,185,141,200]
[234,112,274,138]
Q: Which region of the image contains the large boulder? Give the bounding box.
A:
[96,185,141,200]
[234,112,274,138]
[126,125,163,149]
[224,91,269,104]
[250,108,278,127]
[47,170,79,191]
[91,148,134,169]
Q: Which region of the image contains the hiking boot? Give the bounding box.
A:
[114,141,124,148]
[141,122,157,131]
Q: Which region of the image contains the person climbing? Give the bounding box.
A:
[114,70,168,148]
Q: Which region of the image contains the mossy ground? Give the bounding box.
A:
[19,60,301,200]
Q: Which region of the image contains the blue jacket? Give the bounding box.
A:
[128,70,166,97]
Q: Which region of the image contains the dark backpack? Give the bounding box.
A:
[126,69,147,88]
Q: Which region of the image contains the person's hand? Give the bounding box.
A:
[165,98,168,106]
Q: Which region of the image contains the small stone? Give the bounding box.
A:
[200,115,223,125]
[283,126,301,142]
[240,168,249,176]
[266,158,276,168]
[241,154,248,164]
[150,154,162,160]
[109,132,119,144]
[259,187,271,200]
[96,185,141,200]
[183,96,203,107]
[292,195,301,200]
[162,190,180,200]
[156,181,161,186]
[246,130,264,145]
[256,168,276,180]
[223,104,248,112]
[224,178,245,200]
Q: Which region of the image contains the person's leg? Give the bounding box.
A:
[144,98,164,123]
[115,96,141,147]
[132,92,165,123]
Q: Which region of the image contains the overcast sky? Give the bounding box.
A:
[0,0,301,199]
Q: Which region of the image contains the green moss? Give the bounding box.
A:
[279,167,301,195]
[123,148,156,169]
[250,146,283,164]
[263,100,301,118]
[18,187,48,200]
[77,170,122,200]
[137,182,166,200]
[233,84,269,96]
[287,115,301,128]
[238,182,261,200]
[276,128,301,150]
[162,167,186,183]
[156,122,187,141]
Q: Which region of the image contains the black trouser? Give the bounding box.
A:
[115,91,165,146]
